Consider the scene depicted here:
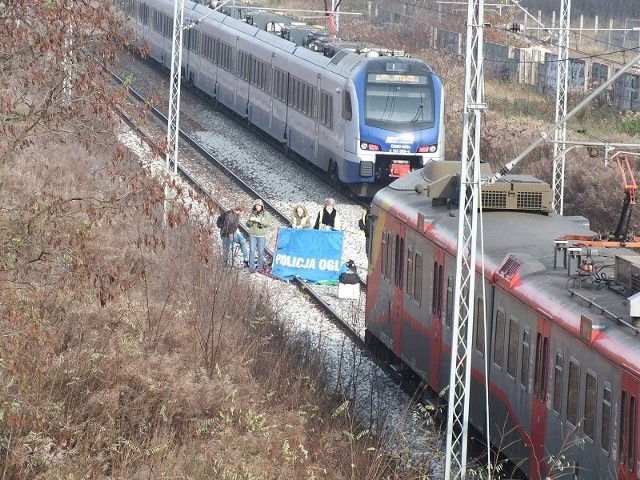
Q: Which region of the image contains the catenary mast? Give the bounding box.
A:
[445,0,489,478]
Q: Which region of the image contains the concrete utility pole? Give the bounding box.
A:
[445,0,490,477]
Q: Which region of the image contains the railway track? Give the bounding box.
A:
[107,52,460,476]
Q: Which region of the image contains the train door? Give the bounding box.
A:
[429,248,445,388]
[618,373,639,480]
[391,230,405,357]
[530,316,551,480]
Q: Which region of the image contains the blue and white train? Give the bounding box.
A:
[115,0,446,197]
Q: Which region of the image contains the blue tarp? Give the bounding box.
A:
[271,227,347,282]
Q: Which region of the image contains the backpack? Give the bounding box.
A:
[216,211,227,229]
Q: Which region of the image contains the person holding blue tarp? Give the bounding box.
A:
[313,197,341,231]
[290,203,312,229]
[246,199,271,273]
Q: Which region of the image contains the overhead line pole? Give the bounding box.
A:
[551,0,570,214]
[445,0,489,477]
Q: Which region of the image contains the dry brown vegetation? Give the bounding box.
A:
[0,136,410,479]
[1,2,431,478]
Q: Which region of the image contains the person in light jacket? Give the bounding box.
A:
[313,197,341,231]
[290,203,312,229]
[246,199,271,272]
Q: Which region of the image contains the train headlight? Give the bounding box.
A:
[417,145,438,154]
[360,142,381,151]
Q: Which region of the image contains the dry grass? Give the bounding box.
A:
[0,136,425,479]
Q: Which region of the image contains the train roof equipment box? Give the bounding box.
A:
[338,272,360,299]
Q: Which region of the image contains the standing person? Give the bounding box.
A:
[359,206,371,258]
[218,206,249,268]
[290,203,311,228]
[246,199,271,273]
[313,197,341,231]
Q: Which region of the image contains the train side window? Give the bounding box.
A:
[474,297,485,355]
[394,236,404,289]
[431,261,443,318]
[445,275,453,328]
[630,395,636,469]
[621,391,628,466]
[602,383,611,454]
[320,91,333,128]
[552,352,563,415]
[534,333,549,400]
[492,309,505,369]
[381,232,388,281]
[506,317,518,379]
[406,247,414,298]
[584,372,596,441]
[386,232,393,281]
[343,91,352,121]
[520,329,530,390]
[566,360,580,425]
[413,253,423,305]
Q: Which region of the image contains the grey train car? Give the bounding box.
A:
[365,160,640,479]
[116,0,446,197]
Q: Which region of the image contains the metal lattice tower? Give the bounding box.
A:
[166,0,185,174]
[444,0,488,477]
[551,0,571,214]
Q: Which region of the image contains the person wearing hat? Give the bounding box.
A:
[290,203,312,229]
[313,197,341,231]
[246,199,271,272]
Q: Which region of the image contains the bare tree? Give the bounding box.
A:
[0,0,132,164]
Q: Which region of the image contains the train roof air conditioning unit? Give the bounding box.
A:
[481,175,552,213]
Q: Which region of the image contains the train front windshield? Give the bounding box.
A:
[364,73,435,131]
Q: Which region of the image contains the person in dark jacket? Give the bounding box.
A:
[219,206,249,268]
[246,199,271,272]
[313,197,341,231]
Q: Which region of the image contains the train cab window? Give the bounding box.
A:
[566,361,580,425]
[602,383,612,454]
[584,372,596,441]
[493,309,506,369]
[342,91,352,121]
[506,317,518,379]
[406,247,414,297]
[381,232,388,281]
[553,353,563,415]
[413,253,423,305]
[474,297,485,355]
[520,329,530,390]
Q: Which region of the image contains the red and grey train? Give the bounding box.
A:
[365,160,640,479]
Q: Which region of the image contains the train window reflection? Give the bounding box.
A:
[445,275,453,328]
